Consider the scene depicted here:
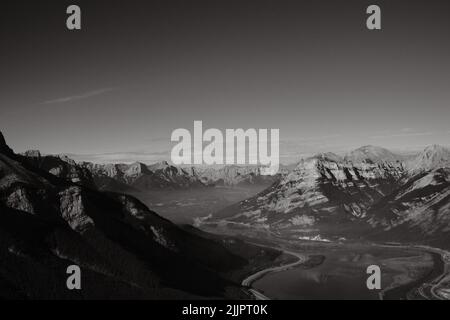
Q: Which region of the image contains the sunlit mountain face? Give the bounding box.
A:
[202,145,450,249]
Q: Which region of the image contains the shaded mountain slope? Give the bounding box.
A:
[21,150,96,189]
[0,131,279,299]
[365,168,450,247]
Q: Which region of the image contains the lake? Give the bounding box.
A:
[252,244,434,300]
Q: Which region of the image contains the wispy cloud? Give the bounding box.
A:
[370,132,433,139]
[41,88,115,104]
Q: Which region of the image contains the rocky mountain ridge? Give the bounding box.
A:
[19,151,279,192]
[206,145,450,249]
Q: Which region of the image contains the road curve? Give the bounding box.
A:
[415,246,450,300]
[242,246,308,300]
[379,244,450,300]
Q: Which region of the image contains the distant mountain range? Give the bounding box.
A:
[205,145,450,249]
[0,131,282,299]
[21,151,279,193]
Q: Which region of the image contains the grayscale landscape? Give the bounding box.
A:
[1,132,450,299]
[1,0,449,300]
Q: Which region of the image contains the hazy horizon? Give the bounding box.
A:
[4,132,445,166]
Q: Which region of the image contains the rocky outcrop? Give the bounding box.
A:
[58,186,95,233]
[6,186,35,214]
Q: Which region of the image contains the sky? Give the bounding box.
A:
[1,0,449,164]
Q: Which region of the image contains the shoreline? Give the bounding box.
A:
[241,245,308,300]
[241,240,450,300]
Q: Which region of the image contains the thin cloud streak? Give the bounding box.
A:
[41,88,115,105]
